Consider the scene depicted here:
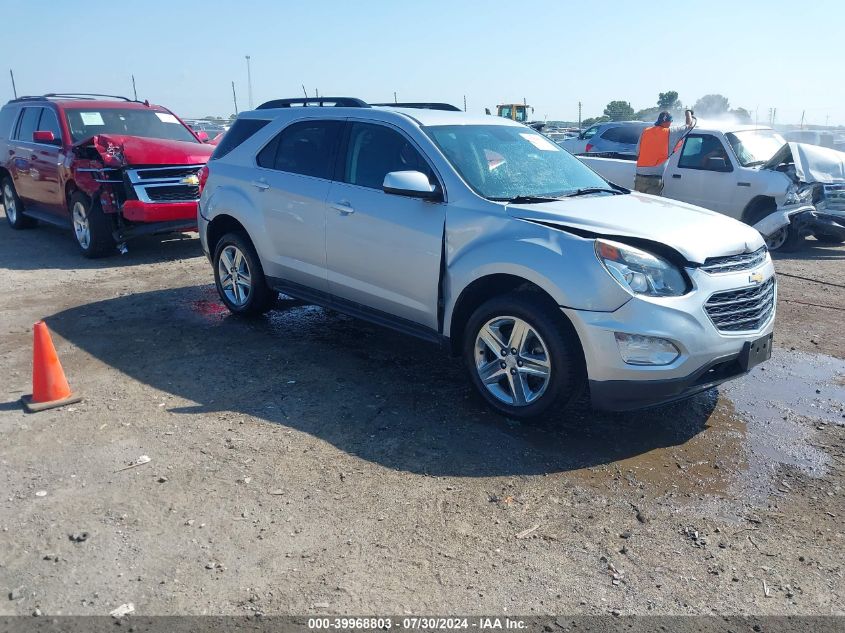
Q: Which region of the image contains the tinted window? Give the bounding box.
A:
[16,107,41,141]
[581,125,600,139]
[37,108,62,143]
[0,107,18,140]
[64,108,198,143]
[262,120,343,179]
[211,118,269,160]
[679,134,732,171]
[601,125,643,145]
[344,122,433,189]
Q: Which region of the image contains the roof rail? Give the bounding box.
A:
[257,97,370,110]
[372,102,462,112]
[10,93,135,104]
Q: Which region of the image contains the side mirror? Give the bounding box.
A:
[383,171,441,200]
[33,130,56,144]
[196,130,210,143]
[706,156,730,172]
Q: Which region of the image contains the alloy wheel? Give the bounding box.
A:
[218,245,252,307]
[3,183,17,224]
[72,201,91,249]
[474,316,552,407]
[764,226,788,251]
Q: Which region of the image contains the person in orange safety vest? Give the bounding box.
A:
[635,109,694,195]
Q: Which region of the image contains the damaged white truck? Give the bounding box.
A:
[577,124,845,250]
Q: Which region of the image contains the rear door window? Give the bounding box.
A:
[258,120,343,180]
[15,107,41,142]
[581,125,600,139]
[342,122,434,190]
[601,125,642,145]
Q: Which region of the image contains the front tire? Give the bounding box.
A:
[463,292,584,419]
[70,192,115,258]
[212,231,276,316]
[2,177,37,229]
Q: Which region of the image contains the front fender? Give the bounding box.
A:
[444,220,630,337]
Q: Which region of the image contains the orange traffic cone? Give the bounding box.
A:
[21,321,82,413]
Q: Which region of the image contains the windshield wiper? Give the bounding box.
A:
[491,195,563,204]
[561,187,622,198]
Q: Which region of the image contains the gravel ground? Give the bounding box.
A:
[0,218,843,618]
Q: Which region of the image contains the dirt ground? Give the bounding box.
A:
[0,217,843,619]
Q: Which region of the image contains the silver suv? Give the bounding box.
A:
[198,98,775,419]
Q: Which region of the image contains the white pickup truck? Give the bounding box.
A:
[578,123,845,250]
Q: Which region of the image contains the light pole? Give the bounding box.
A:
[245,55,253,109]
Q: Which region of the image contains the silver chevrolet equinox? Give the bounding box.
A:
[198,97,775,419]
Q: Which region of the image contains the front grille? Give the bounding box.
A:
[705,277,775,332]
[701,246,768,274]
[124,164,204,204]
[146,185,200,202]
[134,166,200,181]
[820,184,845,213]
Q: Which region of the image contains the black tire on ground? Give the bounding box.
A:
[69,192,116,258]
[745,198,804,252]
[212,231,276,316]
[813,233,845,245]
[462,291,585,420]
[2,177,37,229]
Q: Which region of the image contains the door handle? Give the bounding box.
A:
[737,182,751,187]
[671,174,681,179]
[331,200,355,215]
[250,179,270,191]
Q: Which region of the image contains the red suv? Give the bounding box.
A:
[0,93,213,257]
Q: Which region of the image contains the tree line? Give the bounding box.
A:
[581,92,752,128]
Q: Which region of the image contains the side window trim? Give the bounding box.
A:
[338,119,445,196]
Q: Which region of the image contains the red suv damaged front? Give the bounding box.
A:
[0,95,213,256]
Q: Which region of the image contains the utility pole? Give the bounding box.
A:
[9,69,17,99]
[394,91,398,104]
[800,110,805,129]
[131,74,138,100]
[245,55,253,109]
[463,95,467,112]
[772,107,777,126]
[231,81,238,114]
[578,101,582,130]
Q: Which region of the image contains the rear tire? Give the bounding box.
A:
[463,292,585,420]
[70,192,115,258]
[2,177,37,229]
[212,231,276,316]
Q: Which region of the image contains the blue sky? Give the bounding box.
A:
[3,0,844,126]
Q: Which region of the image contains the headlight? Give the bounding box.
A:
[784,183,813,205]
[595,239,688,297]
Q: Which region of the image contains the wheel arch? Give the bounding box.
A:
[447,273,581,357]
[742,195,777,224]
[206,213,249,255]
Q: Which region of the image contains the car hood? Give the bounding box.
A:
[762,142,845,183]
[507,192,765,264]
[73,134,213,168]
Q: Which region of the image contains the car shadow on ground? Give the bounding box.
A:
[44,285,718,478]
[772,238,845,262]
[0,211,202,270]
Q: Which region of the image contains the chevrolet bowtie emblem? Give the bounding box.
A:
[749,271,764,284]
[181,175,200,186]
